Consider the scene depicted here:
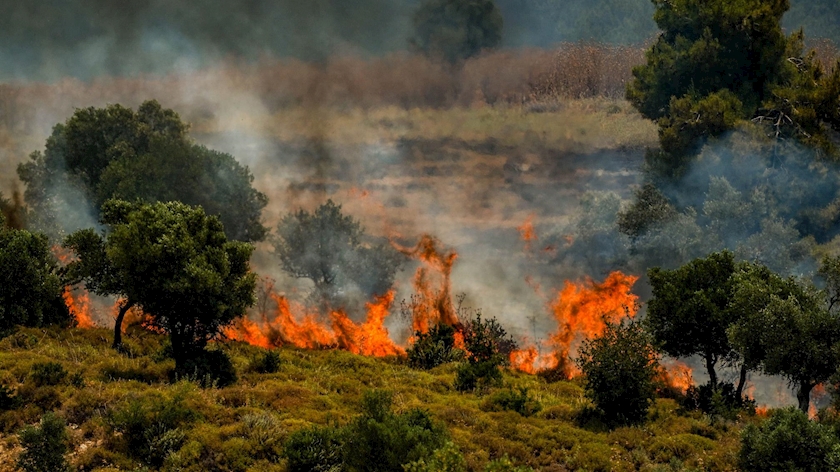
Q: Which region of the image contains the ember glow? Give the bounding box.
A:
[517,215,537,251]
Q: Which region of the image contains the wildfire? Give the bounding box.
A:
[393,235,459,334]
[63,287,95,329]
[517,215,537,251]
[224,290,403,357]
[510,271,639,377]
[659,359,694,393]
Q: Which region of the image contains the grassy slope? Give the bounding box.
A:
[0,326,751,472]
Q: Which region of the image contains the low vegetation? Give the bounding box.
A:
[0,326,754,471]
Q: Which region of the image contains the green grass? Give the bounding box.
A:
[0,326,752,471]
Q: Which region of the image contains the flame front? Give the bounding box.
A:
[224,290,403,357]
[659,359,694,393]
[63,287,95,329]
[511,271,639,377]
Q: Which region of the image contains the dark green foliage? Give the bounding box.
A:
[646,251,739,387]
[407,323,463,369]
[454,360,503,392]
[0,385,19,410]
[729,261,840,413]
[576,320,659,427]
[274,200,404,311]
[410,0,503,63]
[0,216,70,332]
[253,349,282,374]
[681,382,755,419]
[616,183,677,239]
[284,424,345,472]
[739,407,840,472]
[18,100,267,241]
[343,390,449,472]
[627,0,840,178]
[17,412,70,472]
[66,200,256,370]
[174,348,238,387]
[107,393,197,468]
[29,362,68,387]
[454,313,516,392]
[483,387,542,417]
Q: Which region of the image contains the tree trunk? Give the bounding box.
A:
[735,364,748,399]
[797,381,814,414]
[705,353,718,386]
[112,300,135,349]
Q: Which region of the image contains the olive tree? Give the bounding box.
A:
[18,100,267,241]
[64,200,256,370]
[0,213,70,332]
[273,200,404,311]
[410,0,503,64]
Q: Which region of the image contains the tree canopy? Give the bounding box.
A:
[64,200,256,368]
[646,251,741,389]
[729,261,840,413]
[273,200,404,311]
[0,213,70,332]
[18,100,267,242]
[627,0,840,179]
[410,0,503,64]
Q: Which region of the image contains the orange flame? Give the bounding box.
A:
[659,360,694,393]
[393,235,459,334]
[517,215,537,251]
[63,287,95,329]
[510,271,639,377]
[224,290,402,357]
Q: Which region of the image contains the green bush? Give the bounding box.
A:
[174,348,237,387]
[404,441,466,472]
[576,320,659,427]
[241,411,285,461]
[739,407,840,472]
[482,388,542,417]
[284,424,345,472]
[454,360,502,392]
[253,350,282,374]
[106,393,197,467]
[29,362,67,387]
[454,314,516,392]
[343,390,449,472]
[0,385,19,410]
[682,382,755,419]
[407,323,463,370]
[482,455,535,472]
[17,412,70,472]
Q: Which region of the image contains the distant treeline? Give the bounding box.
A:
[0,0,836,81]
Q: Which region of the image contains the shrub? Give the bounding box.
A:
[482,388,542,417]
[106,393,197,468]
[455,313,516,392]
[404,441,466,472]
[576,319,659,427]
[253,350,282,374]
[174,348,237,387]
[29,362,67,387]
[482,455,535,472]
[284,424,345,472]
[241,411,285,461]
[740,407,840,472]
[682,382,755,419]
[0,385,19,410]
[343,390,449,472]
[407,323,463,370]
[17,412,70,472]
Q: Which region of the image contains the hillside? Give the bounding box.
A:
[0,326,747,471]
